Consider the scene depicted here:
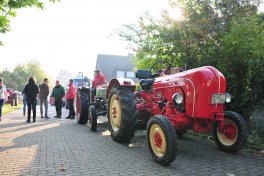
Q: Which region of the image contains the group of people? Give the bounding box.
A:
[0,69,106,123]
[50,79,76,119]
[22,77,77,122]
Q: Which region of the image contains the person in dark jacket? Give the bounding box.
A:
[65,79,76,119]
[39,78,50,119]
[51,80,65,118]
[24,76,39,123]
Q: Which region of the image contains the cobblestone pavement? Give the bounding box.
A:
[0,106,263,176]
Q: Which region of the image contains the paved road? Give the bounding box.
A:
[0,106,263,176]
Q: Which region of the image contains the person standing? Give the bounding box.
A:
[0,78,7,122]
[22,90,27,116]
[24,76,39,123]
[39,78,50,119]
[51,80,65,118]
[66,79,76,119]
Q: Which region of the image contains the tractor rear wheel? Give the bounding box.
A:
[213,111,248,153]
[108,87,137,142]
[88,105,97,131]
[147,115,177,166]
[76,89,89,125]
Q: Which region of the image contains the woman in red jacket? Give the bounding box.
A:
[66,79,76,119]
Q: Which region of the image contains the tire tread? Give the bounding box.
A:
[147,115,177,166]
[108,87,137,142]
[213,111,248,153]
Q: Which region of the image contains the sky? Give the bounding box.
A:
[0,0,170,80]
[0,0,263,80]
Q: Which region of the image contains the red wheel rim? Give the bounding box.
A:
[217,119,238,146]
[223,124,237,139]
[149,124,166,157]
[154,132,163,149]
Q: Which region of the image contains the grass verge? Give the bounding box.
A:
[2,104,23,115]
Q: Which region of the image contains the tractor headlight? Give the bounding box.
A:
[172,93,183,104]
[225,93,232,103]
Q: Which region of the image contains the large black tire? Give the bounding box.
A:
[76,88,90,125]
[147,115,177,166]
[213,111,248,153]
[108,86,137,142]
[88,105,97,131]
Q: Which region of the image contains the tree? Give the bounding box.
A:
[0,0,59,45]
[0,60,52,91]
[119,0,264,146]
[120,0,261,67]
[119,0,263,116]
[0,69,17,88]
[218,14,264,114]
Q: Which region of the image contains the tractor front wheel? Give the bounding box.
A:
[147,115,177,166]
[213,111,248,153]
[108,87,137,142]
[88,105,97,131]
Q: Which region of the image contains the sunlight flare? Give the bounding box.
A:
[168,7,183,20]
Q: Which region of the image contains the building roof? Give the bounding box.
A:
[95,53,135,82]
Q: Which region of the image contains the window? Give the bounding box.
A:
[127,71,134,78]
[117,71,125,78]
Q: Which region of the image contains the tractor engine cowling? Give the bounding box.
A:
[153,66,227,120]
[96,85,108,100]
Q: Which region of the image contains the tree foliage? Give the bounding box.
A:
[0,0,59,45]
[0,60,52,91]
[218,14,264,113]
[119,0,264,117]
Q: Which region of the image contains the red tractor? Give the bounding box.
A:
[6,88,20,106]
[103,61,247,166]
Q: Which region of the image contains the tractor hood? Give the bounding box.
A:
[154,66,226,118]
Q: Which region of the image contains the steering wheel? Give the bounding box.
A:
[150,60,172,78]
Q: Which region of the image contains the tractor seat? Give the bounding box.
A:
[140,79,154,91]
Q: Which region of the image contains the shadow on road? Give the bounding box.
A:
[0,109,263,175]
[0,121,54,134]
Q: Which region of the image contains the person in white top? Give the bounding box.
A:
[0,78,7,121]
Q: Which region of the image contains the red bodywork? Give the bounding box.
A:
[106,78,136,98]
[135,66,226,133]
[6,88,14,104]
[50,97,54,106]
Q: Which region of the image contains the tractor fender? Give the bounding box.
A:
[106,78,136,99]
